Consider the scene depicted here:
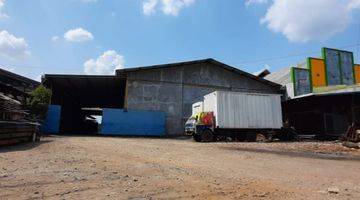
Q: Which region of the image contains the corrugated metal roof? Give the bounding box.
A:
[265,67,291,86]
[0,68,39,86]
[116,58,281,88]
[264,62,306,86]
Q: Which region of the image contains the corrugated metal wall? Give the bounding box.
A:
[100,109,165,136]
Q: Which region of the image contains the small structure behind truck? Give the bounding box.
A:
[185,91,283,142]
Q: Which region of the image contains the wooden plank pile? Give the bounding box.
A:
[0,93,40,146]
[342,123,360,149]
[0,92,21,110]
[0,93,27,121]
[0,68,41,146]
[0,121,40,146]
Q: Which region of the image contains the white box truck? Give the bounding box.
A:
[185,91,283,142]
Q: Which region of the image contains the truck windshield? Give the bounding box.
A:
[186,117,196,124]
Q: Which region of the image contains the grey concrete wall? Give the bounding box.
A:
[124,62,280,135]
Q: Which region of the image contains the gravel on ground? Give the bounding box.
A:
[0,136,359,200]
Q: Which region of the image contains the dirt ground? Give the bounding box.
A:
[1,136,360,200]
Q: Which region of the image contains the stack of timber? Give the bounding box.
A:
[342,123,360,149]
[0,93,27,121]
[0,68,41,146]
[0,93,40,146]
[0,121,39,146]
[0,92,21,110]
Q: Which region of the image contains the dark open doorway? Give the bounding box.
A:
[43,75,126,135]
[282,93,360,139]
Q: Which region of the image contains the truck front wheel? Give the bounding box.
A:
[201,129,214,142]
[193,134,202,142]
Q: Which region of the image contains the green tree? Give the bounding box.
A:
[26,85,52,120]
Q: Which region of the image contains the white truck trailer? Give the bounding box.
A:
[185,91,283,142]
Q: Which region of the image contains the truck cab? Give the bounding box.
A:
[185,102,215,142]
[184,117,197,135]
[185,101,204,136]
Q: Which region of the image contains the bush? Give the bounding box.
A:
[26,85,52,120]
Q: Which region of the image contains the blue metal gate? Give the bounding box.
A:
[41,105,61,134]
[100,109,165,136]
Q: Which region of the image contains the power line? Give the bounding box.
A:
[237,50,318,65]
[236,43,360,66]
[2,43,360,71]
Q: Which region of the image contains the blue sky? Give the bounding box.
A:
[0,0,360,81]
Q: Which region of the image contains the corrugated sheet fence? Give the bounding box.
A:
[41,105,61,134]
[100,109,165,136]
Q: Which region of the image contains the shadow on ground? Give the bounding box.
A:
[48,134,192,141]
[221,146,360,161]
[0,140,53,153]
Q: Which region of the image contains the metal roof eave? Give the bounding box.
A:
[116,58,281,89]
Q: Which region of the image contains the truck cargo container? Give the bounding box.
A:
[185,91,283,142]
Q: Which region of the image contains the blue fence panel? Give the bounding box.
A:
[100,109,165,136]
[41,105,61,134]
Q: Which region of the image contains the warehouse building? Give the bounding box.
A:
[43,58,281,136]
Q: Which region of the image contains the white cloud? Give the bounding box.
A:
[0,30,30,60]
[260,0,360,42]
[142,0,195,16]
[143,0,158,15]
[245,0,268,6]
[51,36,60,42]
[162,0,194,16]
[0,0,9,19]
[348,0,360,10]
[84,50,125,75]
[64,28,94,42]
